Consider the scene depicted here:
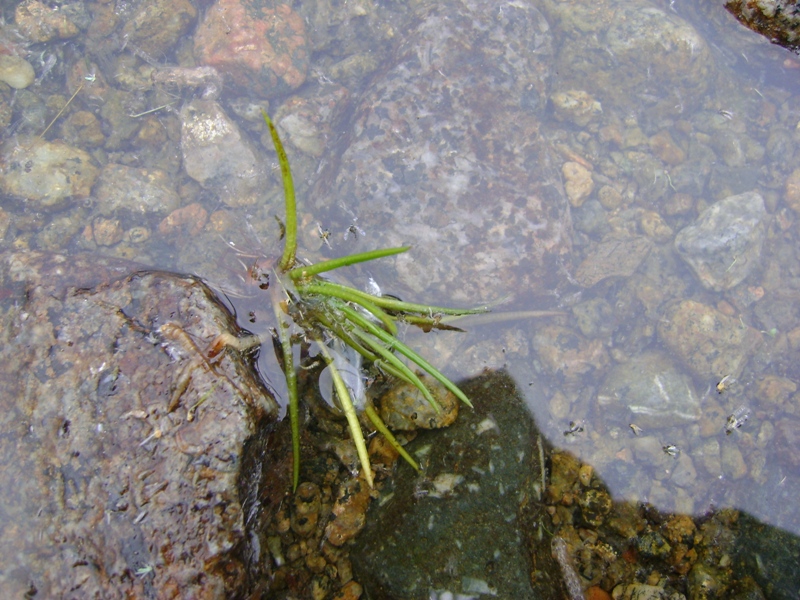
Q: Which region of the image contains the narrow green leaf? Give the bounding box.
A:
[302,279,487,316]
[302,283,397,335]
[288,246,411,280]
[364,405,420,472]
[263,111,298,272]
[335,301,473,408]
[349,328,442,414]
[318,344,374,488]
[271,290,300,490]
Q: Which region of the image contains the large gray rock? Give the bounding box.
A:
[0,251,282,598]
[597,351,701,429]
[674,191,767,291]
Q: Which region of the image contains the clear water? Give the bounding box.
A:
[2,0,800,595]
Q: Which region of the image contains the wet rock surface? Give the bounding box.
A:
[351,371,546,599]
[539,0,713,119]
[674,191,767,291]
[0,251,280,598]
[575,235,654,287]
[93,164,181,217]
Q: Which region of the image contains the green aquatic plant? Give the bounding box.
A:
[262,112,486,490]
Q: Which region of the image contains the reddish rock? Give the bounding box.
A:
[159,203,209,238]
[194,0,309,98]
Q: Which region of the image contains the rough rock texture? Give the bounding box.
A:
[726,0,800,50]
[0,251,282,598]
[539,0,712,119]
[94,164,181,217]
[575,235,653,287]
[315,0,571,304]
[597,351,702,428]
[121,0,197,57]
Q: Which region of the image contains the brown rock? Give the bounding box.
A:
[92,216,124,246]
[658,300,762,380]
[324,477,371,546]
[786,167,800,214]
[122,0,196,57]
[649,130,686,166]
[159,203,209,238]
[575,235,653,287]
[15,0,80,42]
[0,251,280,597]
[755,375,797,407]
[533,324,609,380]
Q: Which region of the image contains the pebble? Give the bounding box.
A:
[1,140,99,208]
[575,235,653,287]
[15,0,81,42]
[721,443,748,479]
[158,204,209,238]
[649,130,686,166]
[94,164,180,216]
[551,90,603,126]
[378,375,458,431]
[121,0,197,57]
[0,55,35,89]
[639,210,674,243]
[755,375,797,407]
[658,300,763,380]
[598,352,701,428]
[324,476,371,546]
[194,0,309,98]
[562,161,594,207]
[180,99,268,207]
[92,217,124,246]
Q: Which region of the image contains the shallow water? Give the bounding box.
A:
[2,0,800,596]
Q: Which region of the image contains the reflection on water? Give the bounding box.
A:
[2,0,800,596]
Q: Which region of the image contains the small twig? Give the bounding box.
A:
[38,83,83,140]
[129,101,178,118]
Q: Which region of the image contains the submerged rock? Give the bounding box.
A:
[316,0,570,304]
[0,251,281,597]
[658,299,763,380]
[194,0,309,98]
[180,99,270,207]
[597,352,701,429]
[674,191,767,291]
[0,139,99,208]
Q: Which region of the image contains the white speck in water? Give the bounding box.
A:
[475,416,499,435]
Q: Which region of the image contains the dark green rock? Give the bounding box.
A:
[351,370,548,599]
